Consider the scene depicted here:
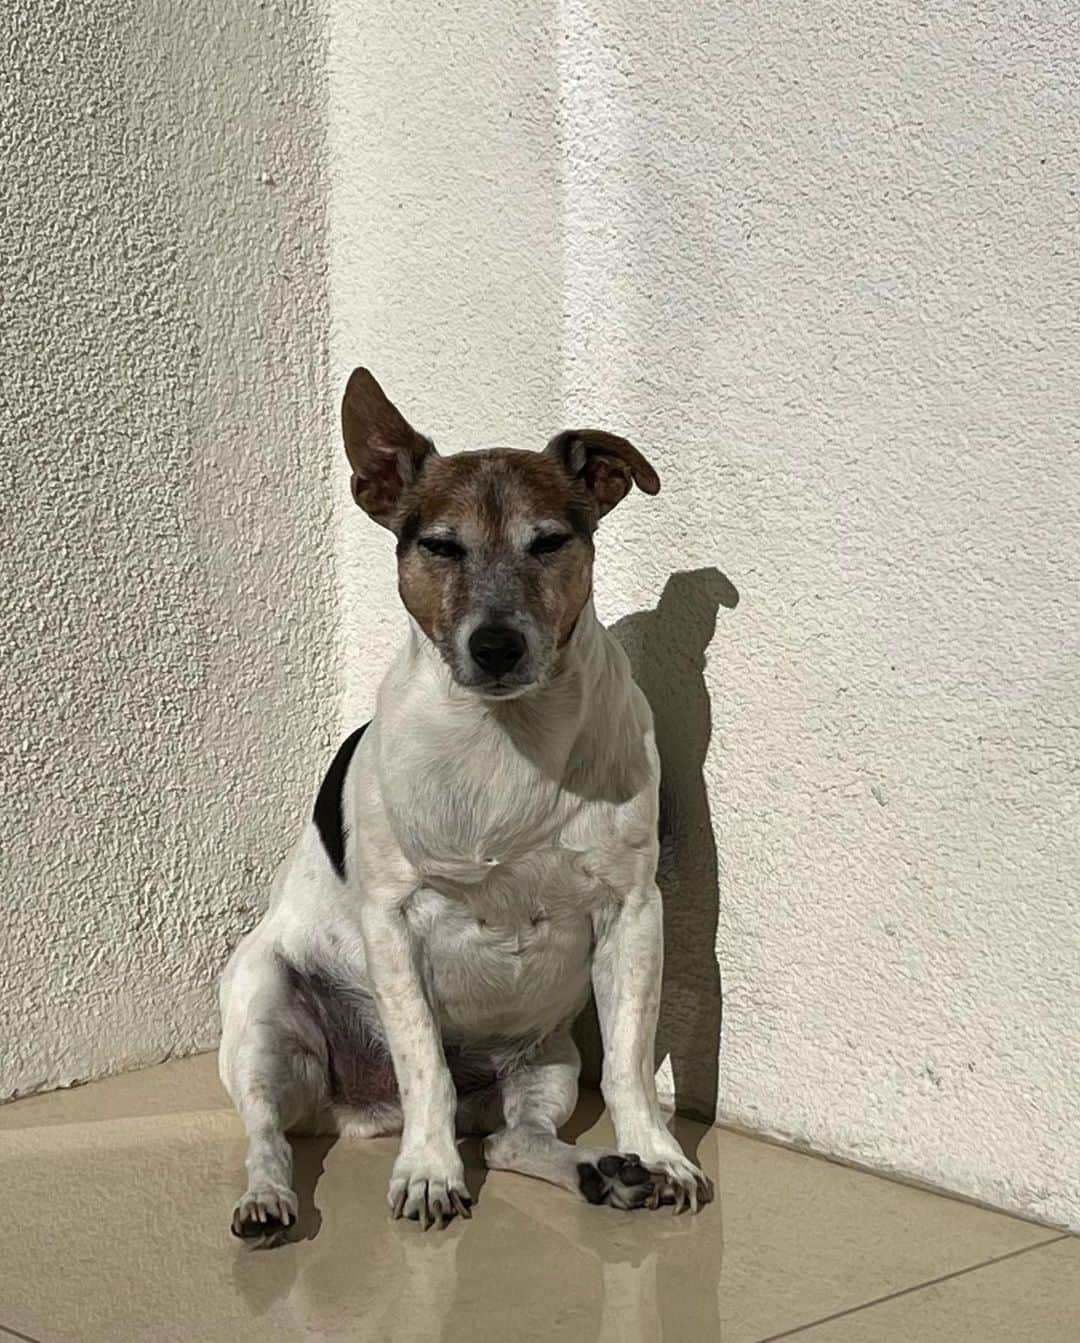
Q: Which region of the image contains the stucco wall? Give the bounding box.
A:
[1,0,335,1096]
[4,0,1077,1231]
[330,2,1079,1229]
[328,0,566,724]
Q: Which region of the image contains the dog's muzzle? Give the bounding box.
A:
[468,624,527,679]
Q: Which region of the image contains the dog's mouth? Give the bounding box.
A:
[473,680,537,701]
[438,650,541,699]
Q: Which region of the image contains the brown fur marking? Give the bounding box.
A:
[395,451,596,648]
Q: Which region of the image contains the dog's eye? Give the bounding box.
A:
[530,533,571,557]
[419,537,466,560]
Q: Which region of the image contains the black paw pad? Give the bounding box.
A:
[578,1154,655,1210]
[578,1161,608,1205]
[619,1157,651,1187]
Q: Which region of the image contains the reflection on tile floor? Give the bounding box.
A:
[0,1054,1073,1343]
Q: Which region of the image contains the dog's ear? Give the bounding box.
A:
[341,368,436,528]
[545,429,660,517]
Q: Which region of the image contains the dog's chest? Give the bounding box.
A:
[376,706,622,1038]
[383,726,593,886]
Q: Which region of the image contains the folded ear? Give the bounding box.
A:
[341,368,437,527]
[545,428,660,517]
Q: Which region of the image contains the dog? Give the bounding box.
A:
[219,368,714,1238]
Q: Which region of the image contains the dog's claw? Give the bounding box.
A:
[231,1186,298,1242]
[390,1169,471,1229]
[638,1154,713,1216]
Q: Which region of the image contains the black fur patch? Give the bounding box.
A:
[312,723,370,878]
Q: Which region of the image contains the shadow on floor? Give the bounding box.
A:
[290,1134,338,1242]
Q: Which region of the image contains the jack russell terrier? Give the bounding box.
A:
[219,368,715,1237]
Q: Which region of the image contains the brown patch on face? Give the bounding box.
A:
[392,450,597,680]
[556,551,594,645]
[395,531,444,642]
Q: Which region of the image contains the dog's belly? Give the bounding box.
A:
[423,901,592,1041]
[407,851,598,1042]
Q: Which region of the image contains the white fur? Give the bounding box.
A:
[219,598,711,1235]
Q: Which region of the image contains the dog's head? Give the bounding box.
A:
[341,368,660,697]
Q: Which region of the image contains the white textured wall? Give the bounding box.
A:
[1,0,335,1097]
[331,2,1080,1229]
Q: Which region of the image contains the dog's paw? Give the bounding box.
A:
[577,1152,655,1210]
[231,1185,298,1241]
[643,1153,714,1215]
[388,1150,472,1230]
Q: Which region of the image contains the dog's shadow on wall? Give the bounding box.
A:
[573,567,737,1139]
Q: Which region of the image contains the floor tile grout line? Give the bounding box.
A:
[749,1234,1071,1343]
[0,1325,47,1343]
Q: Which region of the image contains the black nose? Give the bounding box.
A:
[468,624,527,677]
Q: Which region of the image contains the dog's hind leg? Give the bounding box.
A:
[481,1028,657,1211]
[219,945,329,1240]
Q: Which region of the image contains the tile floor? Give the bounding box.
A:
[0,1054,1075,1342]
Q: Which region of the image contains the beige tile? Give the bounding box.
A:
[786,1236,1080,1342]
[0,1052,230,1130]
[0,1057,1056,1343]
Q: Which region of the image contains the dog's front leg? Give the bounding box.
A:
[591,883,714,1214]
[359,894,471,1228]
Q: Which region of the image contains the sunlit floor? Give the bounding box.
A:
[0,1054,1075,1343]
